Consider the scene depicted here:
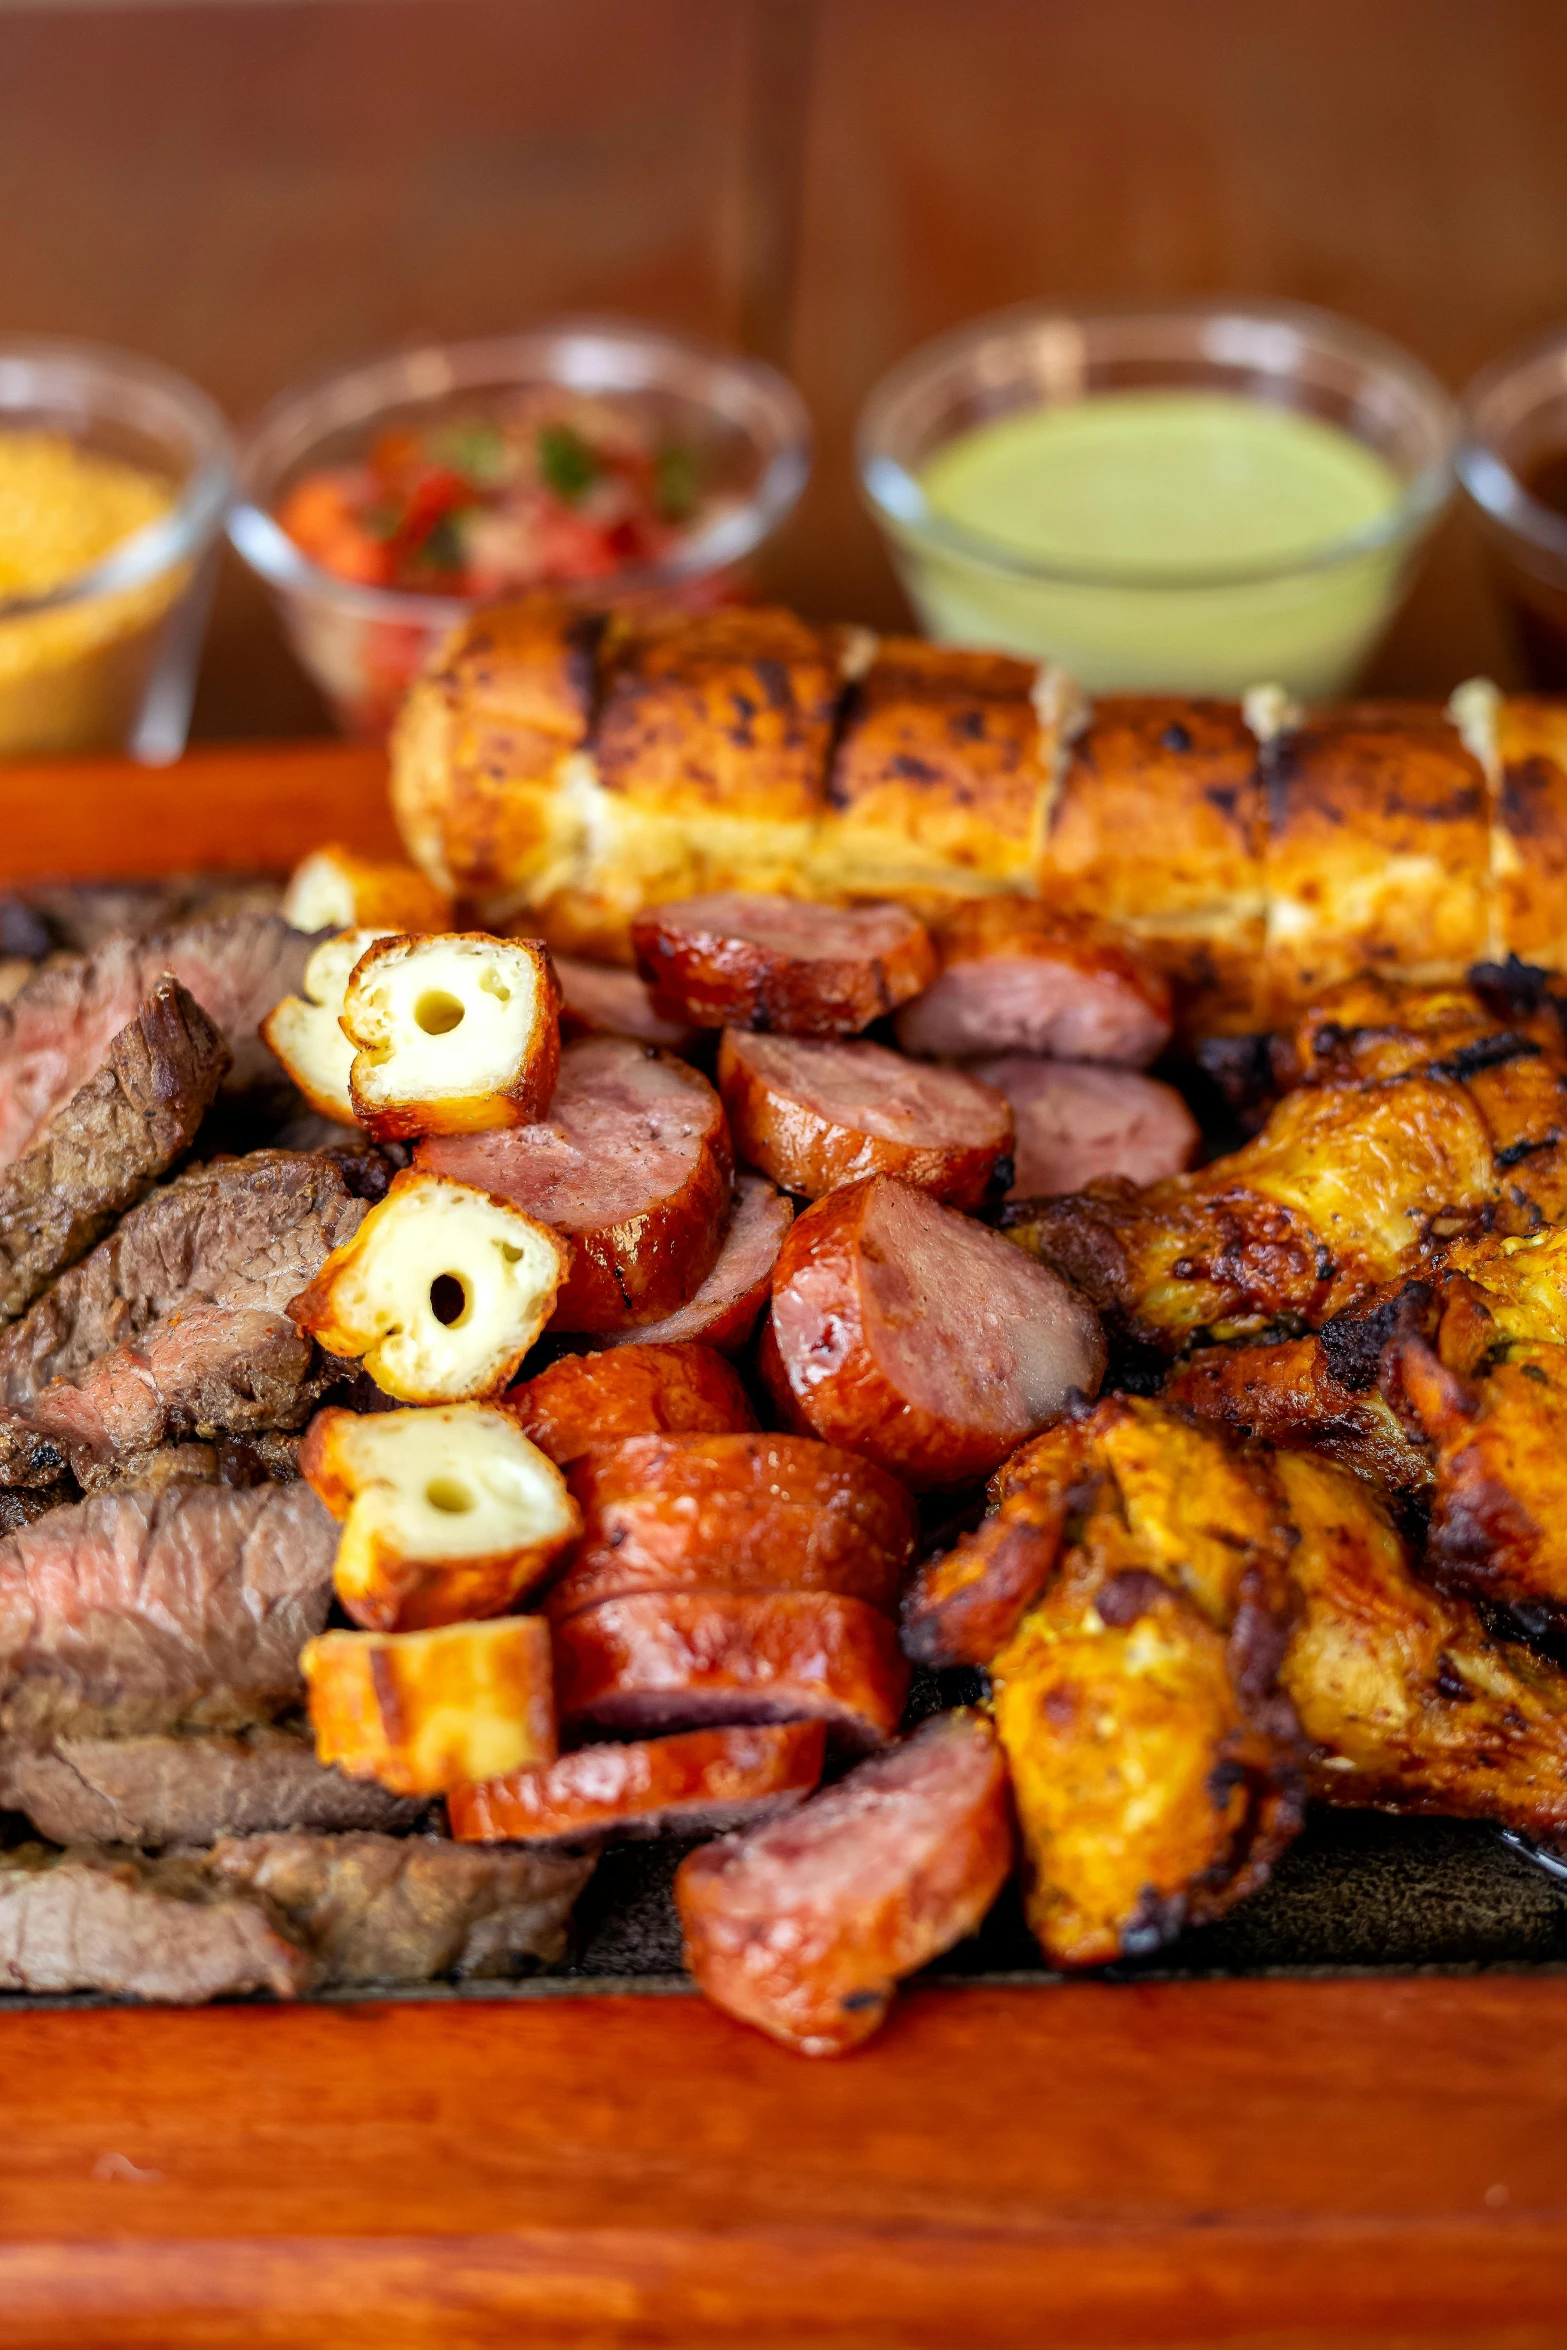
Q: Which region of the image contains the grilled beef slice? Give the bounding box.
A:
[0,1480,336,1742]
[0,1150,367,1472]
[0,977,230,1324]
[0,1725,422,1845]
[0,1833,593,2000]
[0,914,314,1164]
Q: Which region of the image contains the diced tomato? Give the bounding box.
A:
[276,472,393,587]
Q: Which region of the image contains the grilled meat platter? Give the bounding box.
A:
[5,597,1567,2050]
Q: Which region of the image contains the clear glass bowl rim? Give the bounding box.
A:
[857,294,1457,593]
[0,334,234,623]
[1458,318,1567,568]
[228,318,813,626]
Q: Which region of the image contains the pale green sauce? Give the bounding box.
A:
[919,391,1401,576]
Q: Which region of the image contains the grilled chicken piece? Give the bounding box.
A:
[1165,1325,1434,1497]
[986,1399,1304,1969]
[1277,1448,1567,1832]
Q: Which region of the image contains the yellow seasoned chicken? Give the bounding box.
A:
[1278,1449,1567,1833]
[964,1401,1305,1969]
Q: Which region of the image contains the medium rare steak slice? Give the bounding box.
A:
[1,1725,423,1845]
[0,1151,368,1470]
[0,977,230,1324]
[0,1831,593,2000]
[0,1481,337,1741]
[0,1843,310,2002]
[0,914,314,1164]
[206,1832,594,1983]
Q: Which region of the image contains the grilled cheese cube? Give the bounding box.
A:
[282,843,453,936]
[289,1169,569,1401]
[303,1616,556,1794]
[261,927,392,1123]
[302,1402,580,1631]
[344,932,562,1139]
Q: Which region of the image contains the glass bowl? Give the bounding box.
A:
[0,337,232,762]
[1459,324,1567,688]
[858,298,1455,698]
[229,321,813,739]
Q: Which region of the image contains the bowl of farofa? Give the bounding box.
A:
[0,338,232,761]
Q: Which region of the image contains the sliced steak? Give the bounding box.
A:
[601,1171,791,1354]
[0,1724,423,1845]
[632,893,935,1038]
[449,1721,828,1845]
[418,1036,732,1332]
[206,1831,594,1983]
[0,978,230,1324]
[0,1151,367,1471]
[718,1030,1013,1207]
[0,914,314,1164]
[0,1481,337,1741]
[0,1843,310,2002]
[76,1432,302,1499]
[970,1057,1200,1199]
[676,1707,1014,2054]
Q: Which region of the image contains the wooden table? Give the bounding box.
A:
[0,743,1564,2350]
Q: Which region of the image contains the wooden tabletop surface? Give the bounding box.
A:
[0,741,1563,2350]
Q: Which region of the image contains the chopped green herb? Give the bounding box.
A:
[430,418,509,488]
[655,441,699,523]
[538,422,598,504]
[362,502,403,542]
[411,510,469,573]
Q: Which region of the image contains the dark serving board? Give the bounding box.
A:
[0,741,1564,2349]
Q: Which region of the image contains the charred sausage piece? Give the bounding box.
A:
[675,1708,1015,2055]
[970,1057,1199,1199]
[601,1172,791,1354]
[506,1343,756,1466]
[632,893,935,1038]
[551,955,698,1051]
[548,1432,919,1619]
[718,1031,1013,1208]
[895,900,1173,1066]
[448,1719,827,1844]
[765,1175,1106,1488]
[552,1589,911,1751]
[416,1036,732,1333]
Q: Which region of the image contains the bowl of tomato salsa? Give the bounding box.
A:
[228,321,811,738]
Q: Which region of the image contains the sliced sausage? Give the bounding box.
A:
[416,1035,732,1333]
[894,899,1173,1066]
[551,955,698,1051]
[447,1720,827,1845]
[675,1708,1015,2055]
[970,1057,1199,1199]
[632,892,935,1038]
[601,1171,791,1354]
[552,1589,911,1752]
[547,1432,919,1620]
[506,1343,756,1466]
[718,1030,1012,1207]
[765,1174,1106,1488]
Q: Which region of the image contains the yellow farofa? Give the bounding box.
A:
[0,431,186,755]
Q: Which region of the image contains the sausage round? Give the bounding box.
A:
[764,1174,1106,1488]
[601,1171,791,1354]
[506,1342,756,1466]
[546,1432,919,1620]
[718,1030,1013,1207]
[969,1057,1200,1199]
[447,1720,828,1845]
[552,954,699,1050]
[675,1708,1015,2054]
[552,1589,911,1751]
[894,899,1173,1065]
[632,892,935,1038]
[416,1036,732,1332]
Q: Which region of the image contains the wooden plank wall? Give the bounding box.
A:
[4,0,1567,728]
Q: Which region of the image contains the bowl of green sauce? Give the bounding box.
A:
[858,299,1454,697]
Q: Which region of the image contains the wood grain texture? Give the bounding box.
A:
[1,1980,1565,2348]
